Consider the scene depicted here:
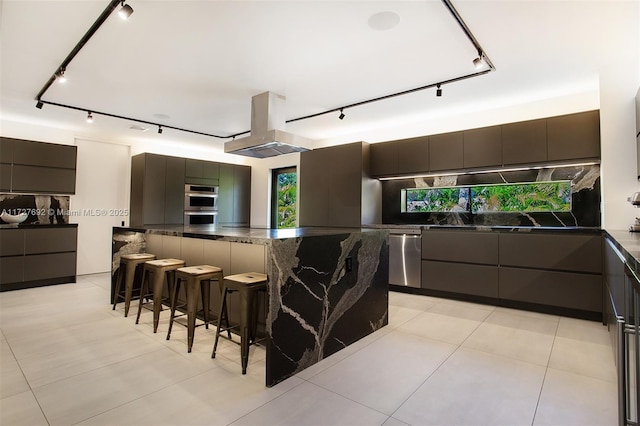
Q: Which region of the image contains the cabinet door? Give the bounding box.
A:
[0,229,24,256]
[604,238,626,318]
[398,136,429,174]
[164,157,185,224]
[233,165,251,225]
[12,139,77,169]
[0,137,13,164]
[422,260,499,298]
[547,110,600,161]
[0,257,24,285]
[142,154,166,225]
[218,163,234,224]
[25,227,77,254]
[499,233,602,273]
[329,143,362,227]
[185,159,203,178]
[299,148,331,226]
[463,126,502,168]
[0,163,11,191]
[203,161,220,180]
[502,118,547,165]
[11,165,76,194]
[422,230,499,265]
[370,141,398,177]
[429,131,463,171]
[499,267,602,312]
[23,252,76,281]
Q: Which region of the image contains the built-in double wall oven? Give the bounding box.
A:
[184,184,218,225]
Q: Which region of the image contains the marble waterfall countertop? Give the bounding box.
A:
[604,229,640,276]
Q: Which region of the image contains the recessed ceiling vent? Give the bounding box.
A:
[224,91,314,158]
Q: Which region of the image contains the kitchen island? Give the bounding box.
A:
[112,225,389,386]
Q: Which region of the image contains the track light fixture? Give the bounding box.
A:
[158,126,163,134]
[473,49,487,70]
[436,84,442,97]
[56,68,67,83]
[86,112,93,123]
[35,100,43,109]
[118,2,133,20]
[338,109,345,120]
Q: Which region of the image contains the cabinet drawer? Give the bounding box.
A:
[12,165,76,194]
[499,267,602,312]
[23,252,76,281]
[421,260,499,298]
[12,140,77,169]
[422,230,499,265]
[0,256,24,284]
[25,227,77,254]
[499,233,602,273]
[0,229,25,256]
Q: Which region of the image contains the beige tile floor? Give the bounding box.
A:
[0,273,617,426]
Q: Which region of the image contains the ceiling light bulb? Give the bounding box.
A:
[473,56,485,70]
[118,3,133,20]
[86,112,93,123]
[436,84,442,97]
[338,109,345,120]
[56,69,67,83]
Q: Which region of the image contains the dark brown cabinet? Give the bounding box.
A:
[130,153,185,226]
[502,118,547,166]
[0,137,77,194]
[300,142,380,227]
[547,110,600,161]
[422,230,498,265]
[429,131,463,171]
[0,226,77,291]
[185,159,220,185]
[398,136,429,175]
[421,260,499,298]
[370,141,398,177]
[463,126,502,169]
[218,163,251,225]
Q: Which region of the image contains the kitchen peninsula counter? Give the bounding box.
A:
[112,225,389,387]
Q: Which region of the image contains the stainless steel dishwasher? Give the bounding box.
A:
[388,228,421,288]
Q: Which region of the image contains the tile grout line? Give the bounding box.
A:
[530,316,561,426]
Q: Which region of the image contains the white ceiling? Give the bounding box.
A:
[0,0,634,151]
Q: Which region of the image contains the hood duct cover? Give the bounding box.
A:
[224,92,314,158]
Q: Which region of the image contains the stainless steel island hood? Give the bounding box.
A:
[224,91,314,158]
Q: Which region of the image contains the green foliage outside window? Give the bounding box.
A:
[276,172,297,228]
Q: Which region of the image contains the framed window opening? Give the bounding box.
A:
[271,166,297,229]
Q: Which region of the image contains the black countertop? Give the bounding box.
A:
[604,229,640,276]
[0,223,78,229]
[367,224,602,234]
[114,225,387,243]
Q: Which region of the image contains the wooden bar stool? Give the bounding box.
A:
[135,258,185,332]
[113,253,156,317]
[166,265,224,353]
[211,272,268,374]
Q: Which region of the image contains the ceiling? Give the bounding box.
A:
[0,1,633,152]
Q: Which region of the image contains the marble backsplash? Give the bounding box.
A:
[381,164,601,227]
[0,193,70,225]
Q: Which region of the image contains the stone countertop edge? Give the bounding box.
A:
[366,224,602,234]
[0,223,79,229]
[604,228,640,278]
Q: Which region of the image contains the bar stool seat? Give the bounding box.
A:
[166,265,224,353]
[211,272,268,374]
[113,253,156,317]
[135,258,185,333]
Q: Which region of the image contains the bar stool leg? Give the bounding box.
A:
[166,277,181,341]
[201,279,211,330]
[239,287,255,374]
[135,267,151,324]
[211,285,229,359]
[151,269,165,333]
[123,261,138,317]
[185,278,201,353]
[112,262,125,310]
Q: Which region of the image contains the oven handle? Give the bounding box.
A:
[184,211,218,216]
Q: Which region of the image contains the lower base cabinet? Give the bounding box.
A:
[0,226,77,291]
[421,260,498,298]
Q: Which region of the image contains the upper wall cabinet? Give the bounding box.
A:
[502,118,547,166]
[463,126,502,169]
[370,110,601,177]
[185,159,220,185]
[0,137,77,194]
[429,131,463,172]
[547,110,600,161]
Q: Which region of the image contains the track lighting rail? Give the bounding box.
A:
[34,0,495,141]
